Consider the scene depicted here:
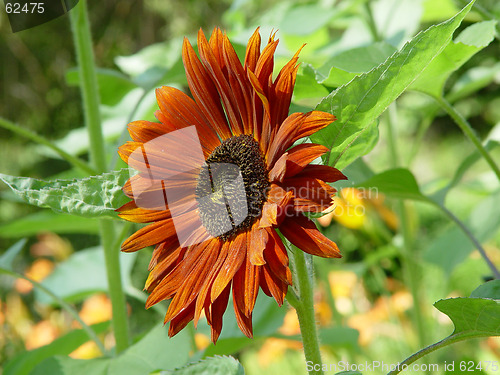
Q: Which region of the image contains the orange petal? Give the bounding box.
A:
[210,232,246,302]
[283,143,329,177]
[155,86,220,155]
[121,218,175,253]
[264,228,292,285]
[208,283,231,343]
[267,111,336,166]
[233,254,260,319]
[248,221,268,265]
[167,299,196,338]
[182,36,232,140]
[198,29,244,135]
[293,164,347,182]
[244,27,261,72]
[127,120,174,143]
[116,200,171,223]
[280,214,341,258]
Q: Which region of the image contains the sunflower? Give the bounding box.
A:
[117,27,347,343]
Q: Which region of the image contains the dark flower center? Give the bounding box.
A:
[195,135,270,240]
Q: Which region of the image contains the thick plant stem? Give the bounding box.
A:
[69,0,130,353]
[288,249,324,375]
[435,96,500,181]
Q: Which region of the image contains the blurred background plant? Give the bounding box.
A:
[1,0,499,374]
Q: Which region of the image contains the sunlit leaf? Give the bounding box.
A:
[470,280,500,299]
[434,297,500,336]
[0,169,130,219]
[311,1,475,168]
[355,168,430,202]
[410,20,497,97]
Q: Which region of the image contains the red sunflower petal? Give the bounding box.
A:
[155,86,220,154]
[293,164,347,182]
[280,214,342,258]
[182,36,232,140]
[121,218,175,253]
[233,253,260,319]
[198,29,244,135]
[116,200,171,223]
[267,111,336,166]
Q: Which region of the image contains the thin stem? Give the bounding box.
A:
[0,117,96,175]
[0,268,108,356]
[434,202,500,279]
[288,248,324,375]
[386,103,428,352]
[387,332,490,375]
[434,96,500,181]
[363,1,382,42]
[69,0,130,353]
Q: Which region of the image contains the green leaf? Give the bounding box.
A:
[470,280,500,299]
[424,190,500,275]
[429,140,500,204]
[280,4,336,36]
[0,238,27,270]
[66,68,137,106]
[0,211,100,238]
[160,356,244,375]
[410,20,497,97]
[31,356,109,375]
[0,169,130,219]
[108,325,191,375]
[311,1,475,168]
[355,168,430,202]
[434,297,500,336]
[30,325,191,375]
[37,247,136,304]
[4,322,109,375]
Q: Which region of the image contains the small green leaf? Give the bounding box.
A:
[0,211,100,238]
[355,168,430,202]
[410,20,497,97]
[4,322,109,375]
[161,356,244,375]
[470,280,500,299]
[311,1,475,168]
[0,169,130,219]
[0,239,27,270]
[434,297,500,336]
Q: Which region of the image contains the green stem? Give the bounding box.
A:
[387,332,490,375]
[434,96,500,181]
[363,1,382,42]
[386,104,428,351]
[288,249,324,375]
[0,268,108,356]
[69,0,130,353]
[0,117,96,175]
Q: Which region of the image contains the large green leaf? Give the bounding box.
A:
[410,20,497,97]
[37,247,136,304]
[158,356,244,375]
[108,325,191,375]
[434,297,500,337]
[0,169,130,219]
[311,1,475,169]
[31,325,192,375]
[4,322,110,375]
